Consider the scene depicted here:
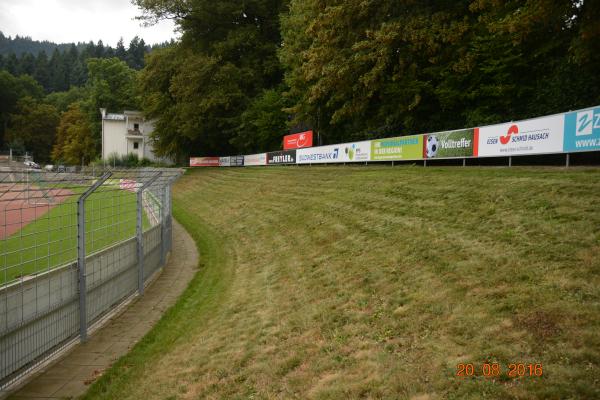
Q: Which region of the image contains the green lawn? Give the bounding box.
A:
[0,187,148,285]
[85,166,600,399]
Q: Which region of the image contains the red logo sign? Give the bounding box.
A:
[190,157,220,167]
[500,124,519,145]
[283,130,313,150]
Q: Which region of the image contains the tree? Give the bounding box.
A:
[48,48,67,92]
[4,96,59,162]
[135,0,288,158]
[82,57,139,154]
[232,87,290,153]
[115,38,127,61]
[45,86,88,112]
[33,50,50,90]
[278,0,600,143]
[126,36,147,70]
[52,103,96,164]
[0,71,44,146]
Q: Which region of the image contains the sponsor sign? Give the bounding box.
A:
[371,134,423,161]
[244,153,267,166]
[266,150,296,165]
[190,157,219,167]
[284,130,313,150]
[297,141,371,164]
[219,156,231,167]
[119,179,138,192]
[478,115,564,156]
[423,128,478,159]
[230,155,245,167]
[563,106,600,152]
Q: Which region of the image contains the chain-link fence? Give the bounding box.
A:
[0,167,182,389]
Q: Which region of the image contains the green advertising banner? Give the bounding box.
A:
[423,128,477,159]
[371,135,423,161]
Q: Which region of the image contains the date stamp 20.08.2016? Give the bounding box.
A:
[456,363,543,378]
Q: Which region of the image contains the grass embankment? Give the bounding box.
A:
[0,188,147,285]
[85,166,600,399]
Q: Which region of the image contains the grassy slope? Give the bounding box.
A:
[84,166,600,399]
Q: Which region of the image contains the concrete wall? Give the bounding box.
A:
[0,224,164,385]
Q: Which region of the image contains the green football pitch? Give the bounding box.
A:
[0,187,150,286]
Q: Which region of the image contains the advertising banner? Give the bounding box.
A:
[284,130,313,150]
[266,150,296,165]
[244,153,267,166]
[563,106,600,152]
[371,135,423,161]
[477,115,564,156]
[219,156,231,167]
[190,157,219,167]
[230,155,245,167]
[297,141,371,164]
[423,128,478,159]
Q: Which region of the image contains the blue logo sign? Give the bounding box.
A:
[564,107,600,152]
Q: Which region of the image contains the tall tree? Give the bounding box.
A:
[52,102,96,164]
[33,50,50,90]
[0,71,44,146]
[48,48,67,92]
[115,38,127,61]
[280,0,600,142]
[135,0,288,158]
[4,96,59,162]
[82,57,139,154]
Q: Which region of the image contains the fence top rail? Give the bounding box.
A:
[0,168,183,202]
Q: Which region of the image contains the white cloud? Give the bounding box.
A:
[0,0,178,46]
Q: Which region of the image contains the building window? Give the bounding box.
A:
[134,123,139,130]
[133,142,139,149]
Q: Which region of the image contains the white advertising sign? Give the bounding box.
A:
[219,156,231,167]
[244,153,267,166]
[477,114,564,156]
[296,141,371,164]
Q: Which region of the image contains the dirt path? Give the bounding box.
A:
[4,220,198,399]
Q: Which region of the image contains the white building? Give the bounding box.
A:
[100,109,171,164]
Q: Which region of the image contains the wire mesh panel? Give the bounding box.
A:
[0,167,181,388]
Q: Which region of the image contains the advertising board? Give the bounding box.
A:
[244,153,267,166]
[297,141,371,164]
[371,135,423,161]
[266,150,296,165]
[190,157,219,167]
[219,156,231,167]
[284,131,313,150]
[230,155,245,167]
[563,106,600,152]
[423,128,478,159]
[477,115,564,156]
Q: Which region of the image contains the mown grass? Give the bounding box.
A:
[0,188,147,285]
[84,166,600,399]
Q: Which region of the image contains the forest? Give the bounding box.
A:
[1,0,599,164]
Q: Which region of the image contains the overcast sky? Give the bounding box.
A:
[0,0,178,46]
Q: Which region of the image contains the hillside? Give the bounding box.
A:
[85,166,600,399]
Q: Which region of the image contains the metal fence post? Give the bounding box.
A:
[137,173,161,296]
[160,185,167,266]
[77,172,111,343]
[167,184,173,252]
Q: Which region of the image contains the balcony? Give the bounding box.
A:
[127,129,143,136]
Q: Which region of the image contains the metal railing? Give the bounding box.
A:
[0,167,182,389]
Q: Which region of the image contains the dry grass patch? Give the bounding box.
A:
[84,166,600,399]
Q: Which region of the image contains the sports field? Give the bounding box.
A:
[86,166,600,399]
[0,187,145,285]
